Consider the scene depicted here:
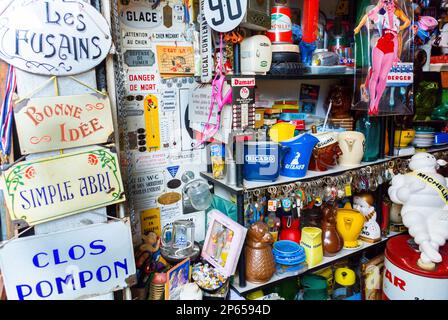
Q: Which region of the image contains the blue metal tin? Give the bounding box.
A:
[244,141,281,181]
[279,133,319,178]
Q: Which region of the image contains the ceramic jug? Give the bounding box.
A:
[336,202,365,249]
[321,204,344,256]
[309,131,342,171]
[279,133,319,178]
[245,222,276,284]
[279,215,301,243]
[300,227,323,267]
[337,131,365,166]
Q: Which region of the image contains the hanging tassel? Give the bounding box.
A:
[0,65,17,161]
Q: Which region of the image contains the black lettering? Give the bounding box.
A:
[15,30,29,55]
[44,34,56,58]
[76,14,86,32]
[91,36,102,59]
[45,1,61,24]
[58,34,71,60]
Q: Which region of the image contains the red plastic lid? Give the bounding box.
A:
[385,235,448,279]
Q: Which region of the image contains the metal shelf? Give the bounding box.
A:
[201,145,448,194]
[231,231,403,295]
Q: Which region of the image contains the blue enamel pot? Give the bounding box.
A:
[280,133,319,178]
[244,141,281,181]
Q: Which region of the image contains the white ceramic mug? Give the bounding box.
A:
[337,131,366,166]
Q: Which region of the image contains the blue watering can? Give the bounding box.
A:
[279,133,319,178]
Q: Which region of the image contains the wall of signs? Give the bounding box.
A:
[0,0,134,300]
[118,0,207,243]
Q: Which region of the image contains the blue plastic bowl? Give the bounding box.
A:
[273,240,302,255]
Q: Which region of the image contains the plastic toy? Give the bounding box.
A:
[353,193,381,243]
[388,153,448,269]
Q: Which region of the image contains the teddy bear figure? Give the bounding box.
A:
[245,222,276,283]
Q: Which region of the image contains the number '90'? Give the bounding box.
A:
[208,0,243,26]
[220,304,271,315]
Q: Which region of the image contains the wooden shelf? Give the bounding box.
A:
[231,231,403,295]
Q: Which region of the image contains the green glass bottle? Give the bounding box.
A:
[356,115,380,162]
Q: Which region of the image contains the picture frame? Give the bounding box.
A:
[202,209,248,278]
[165,257,190,300]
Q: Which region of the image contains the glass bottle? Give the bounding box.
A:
[356,115,380,162]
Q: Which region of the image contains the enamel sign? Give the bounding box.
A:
[0,220,136,300]
[120,4,163,29]
[14,94,114,154]
[0,0,112,75]
[1,146,125,225]
[204,0,247,33]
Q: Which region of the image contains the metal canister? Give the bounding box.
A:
[266,5,293,44]
[383,235,448,300]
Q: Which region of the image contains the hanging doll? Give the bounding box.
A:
[354,0,410,115]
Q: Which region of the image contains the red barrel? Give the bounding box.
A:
[266,5,293,44]
[383,235,448,300]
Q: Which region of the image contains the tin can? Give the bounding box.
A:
[383,235,448,300]
[266,5,293,44]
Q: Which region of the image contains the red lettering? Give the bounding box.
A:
[79,122,93,138]
[60,123,68,142]
[24,106,44,126]
[69,128,80,141]
[89,118,104,132]
[73,107,82,119]
[385,269,393,283]
[394,276,406,291]
[43,105,53,118]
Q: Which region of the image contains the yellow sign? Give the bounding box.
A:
[156,45,194,77]
[140,208,161,236]
[143,94,161,151]
[14,93,114,154]
[1,146,125,225]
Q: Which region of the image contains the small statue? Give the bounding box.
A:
[388,152,448,270]
[321,203,344,256]
[327,85,352,119]
[353,193,381,243]
[245,222,276,284]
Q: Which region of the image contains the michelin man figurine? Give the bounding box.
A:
[353,193,381,243]
[388,152,448,270]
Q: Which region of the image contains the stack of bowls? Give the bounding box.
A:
[413,127,435,148]
[272,240,307,274]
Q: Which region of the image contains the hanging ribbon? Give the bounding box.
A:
[0,65,17,159]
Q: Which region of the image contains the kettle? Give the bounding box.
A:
[181,171,213,211]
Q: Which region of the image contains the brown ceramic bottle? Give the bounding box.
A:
[245,222,276,283]
[321,203,344,257]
